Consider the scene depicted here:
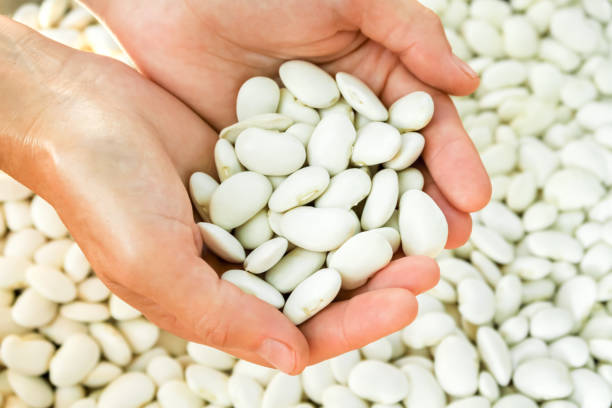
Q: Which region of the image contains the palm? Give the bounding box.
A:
[31,50,230,346]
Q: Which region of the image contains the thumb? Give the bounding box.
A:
[342,0,479,96]
[153,257,310,374]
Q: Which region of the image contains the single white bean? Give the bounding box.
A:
[283,268,341,324]
[25,265,76,303]
[388,91,434,131]
[361,169,398,231]
[265,248,326,293]
[329,231,393,290]
[236,77,280,121]
[49,333,100,387]
[98,372,156,408]
[233,210,273,250]
[307,114,356,175]
[399,190,448,257]
[348,360,409,404]
[280,206,359,252]
[315,168,371,210]
[235,128,305,176]
[198,222,246,263]
[279,60,339,108]
[209,172,272,230]
[222,270,285,308]
[268,166,329,212]
[187,342,235,371]
[335,72,388,121]
[352,122,401,166]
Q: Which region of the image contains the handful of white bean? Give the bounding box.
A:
[189,60,446,325]
[2,0,612,407]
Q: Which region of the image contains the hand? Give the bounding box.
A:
[83,0,492,249]
[1,17,440,373]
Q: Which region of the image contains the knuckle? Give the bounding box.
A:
[194,282,232,348]
[196,309,231,348]
[422,7,442,25]
[415,6,445,35]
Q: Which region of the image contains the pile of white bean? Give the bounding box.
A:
[0,0,611,407]
[190,60,444,324]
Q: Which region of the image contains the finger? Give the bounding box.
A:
[151,256,309,374]
[418,164,473,248]
[301,288,418,364]
[105,285,275,368]
[339,0,479,96]
[111,221,309,375]
[340,256,440,299]
[381,64,492,213]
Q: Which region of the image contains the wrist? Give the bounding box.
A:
[0,16,70,191]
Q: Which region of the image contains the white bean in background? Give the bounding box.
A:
[348,360,409,404]
[4,1,612,407]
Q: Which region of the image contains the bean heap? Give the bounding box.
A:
[1,0,612,407]
[189,60,445,325]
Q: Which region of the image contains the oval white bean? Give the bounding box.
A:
[209,172,272,230]
[198,222,245,263]
[329,231,393,289]
[222,270,285,308]
[315,169,371,210]
[352,122,401,166]
[307,114,356,176]
[268,166,329,213]
[283,268,341,324]
[235,128,305,176]
[279,60,339,108]
[280,207,359,252]
[236,77,280,121]
[335,72,388,121]
[399,190,448,257]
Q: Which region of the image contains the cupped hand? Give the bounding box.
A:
[2,18,441,373]
[83,0,492,247]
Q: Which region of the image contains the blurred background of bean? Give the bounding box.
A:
[0,0,34,15]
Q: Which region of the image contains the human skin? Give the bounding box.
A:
[1,0,490,374]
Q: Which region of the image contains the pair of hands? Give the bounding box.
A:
[0,0,490,374]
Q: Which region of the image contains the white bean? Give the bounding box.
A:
[236,77,280,121]
[279,60,339,108]
[399,190,448,257]
[222,269,285,309]
[283,268,341,324]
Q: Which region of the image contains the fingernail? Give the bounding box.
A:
[452,54,478,79]
[257,338,296,374]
